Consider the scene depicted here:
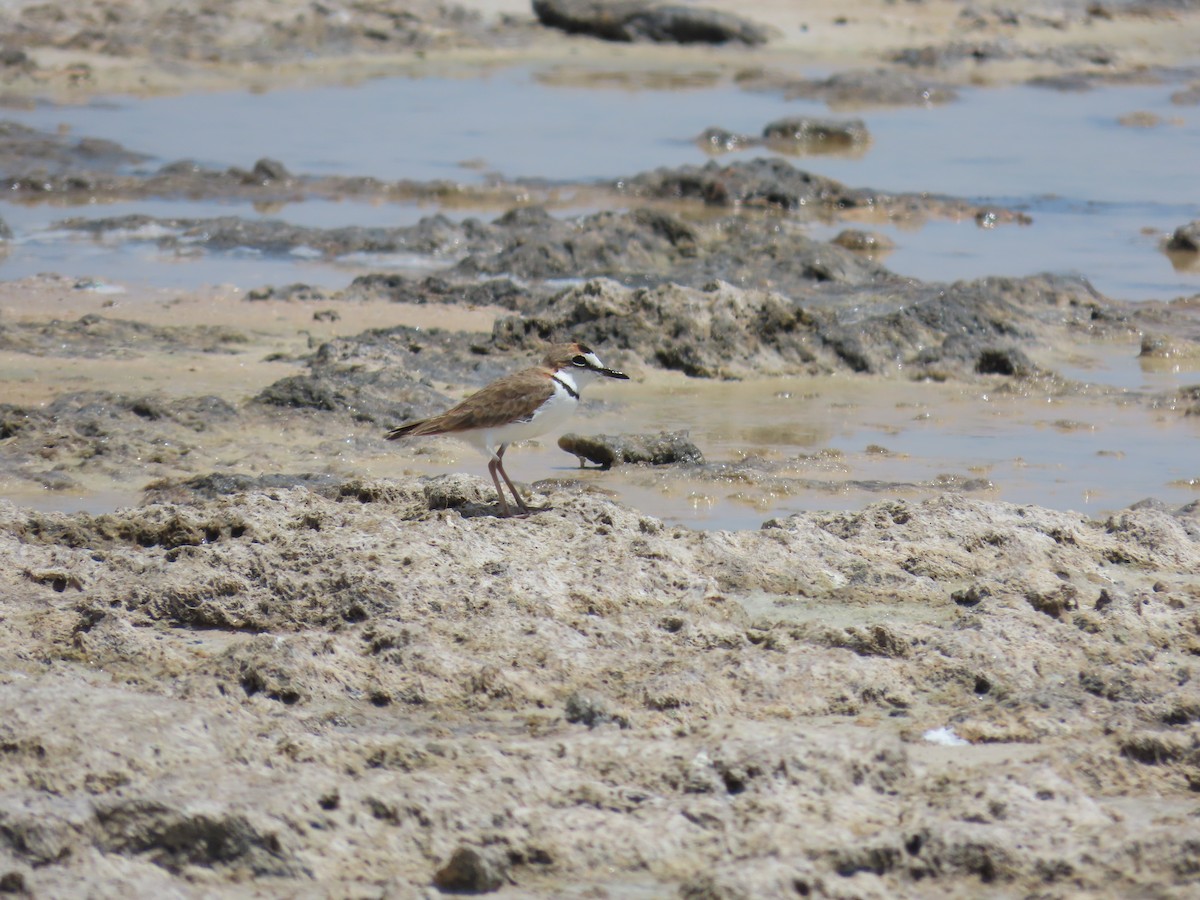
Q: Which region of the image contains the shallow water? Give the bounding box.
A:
[3,68,1198,300]
[3,361,1198,529]
[2,66,1200,527]
[343,371,1200,530]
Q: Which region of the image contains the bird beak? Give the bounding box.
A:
[599,367,630,380]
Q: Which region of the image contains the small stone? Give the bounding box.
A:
[557,431,704,469]
[762,116,870,151]
[422,474,493,510]
[832,229,895,253]
[564,691,612,727]
[251,157,291,183]
[696,126,754,153]
[432,846,507,893]
[1166,221,1200,253]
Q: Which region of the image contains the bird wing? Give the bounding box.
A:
[387,368,556,439]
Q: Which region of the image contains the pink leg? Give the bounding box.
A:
[495,446,531,516]
[487,458,511,517]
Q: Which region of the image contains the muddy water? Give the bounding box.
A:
[2,67,1200,526]
[348,368,1200,530]
[10,338,1195,528]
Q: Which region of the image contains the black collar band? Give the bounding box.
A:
[551,374,579,400]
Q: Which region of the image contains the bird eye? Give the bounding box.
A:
[572,355,589,367]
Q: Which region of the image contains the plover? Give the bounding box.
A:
[386,342,629,516]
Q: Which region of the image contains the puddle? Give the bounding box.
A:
[0,71,1197,300]
[7,369,1200,528]
[348,372,1200,530]
[0,484,145,516]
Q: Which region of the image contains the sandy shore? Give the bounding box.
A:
[2,0,1199,98]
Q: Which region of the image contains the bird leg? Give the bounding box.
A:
[495,446,531,516]
[487,457,512,517]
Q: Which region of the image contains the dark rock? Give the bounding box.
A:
[1166,221,1200,253]
[342,273,535,311]
[621,157,1023,227]
[624,157,853,210]
[250,157,290,183]
[95,800,300,876]
[432,845,508,893]
[54,214,453,259]
[621,5,770,44]
[558,431,705,468]
[952,584,990,607]
[1139,332,1199,359]
[0,870,27,893]
[459,206,886,294]
[0,404,28,438]
[1026,585,1080,619]
[16,391,236,434]
[254,375,343,412]
[253,326,528,427]
[975,347,1036,377]
[564,690,613,726]
[254,364,449,425]
[532,0,769,45]
[696,126,754,154]
[696,117,870,157]
[1119,731,1194,766]
[832,229,895,253]
[0,46,32,69]
[761,116,870,151]
[493,274,1070,380]
[50,194,1012,298]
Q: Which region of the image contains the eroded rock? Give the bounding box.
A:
[558,431,704,468]
[532,0,770,45]
[492,275,1068,380]
[699,117,871,157]
[1166,220,1200,253]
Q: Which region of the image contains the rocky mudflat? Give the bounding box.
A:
[2,484,1200,897]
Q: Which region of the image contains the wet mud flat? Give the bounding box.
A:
[3,0,1200,897]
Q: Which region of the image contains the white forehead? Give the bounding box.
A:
[578,350,604,367]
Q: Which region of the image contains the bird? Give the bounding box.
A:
[385,342,629,516]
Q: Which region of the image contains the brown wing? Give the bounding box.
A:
[385,368,555,439]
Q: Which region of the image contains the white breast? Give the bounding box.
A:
[474,373,580,458]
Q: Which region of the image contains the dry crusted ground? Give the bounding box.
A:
[1,480,1199,897]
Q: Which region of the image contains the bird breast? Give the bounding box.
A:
[483,373,580,449]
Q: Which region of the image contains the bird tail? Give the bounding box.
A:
[385,418,444,441]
